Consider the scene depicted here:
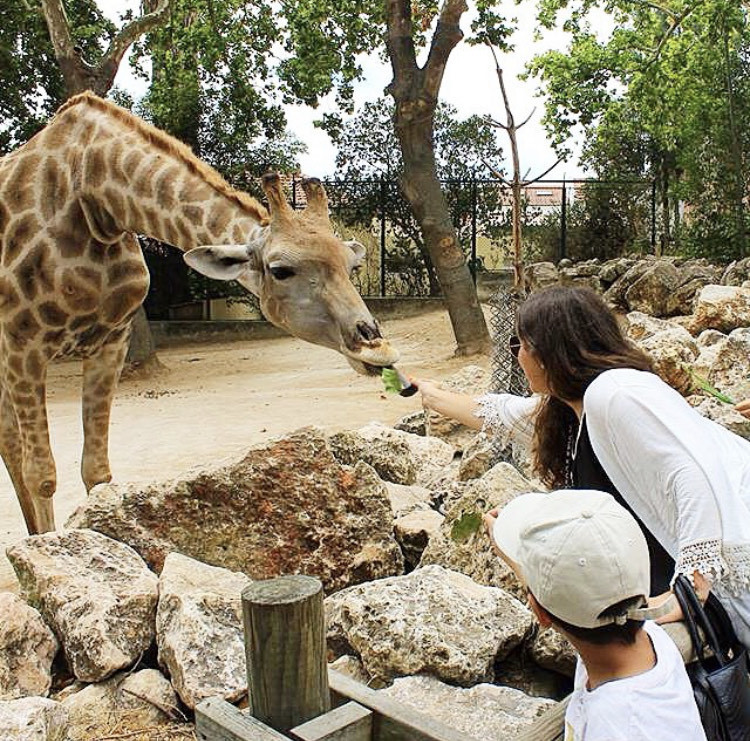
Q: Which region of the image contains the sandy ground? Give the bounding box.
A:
[0,309,489,592]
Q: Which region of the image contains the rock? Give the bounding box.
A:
[689,285,750,334]
[6,529,157,683]
[458,432,495,481]
[494,644,573,698]
[394,510,444,570]
[626,312,699,394]
[156,553,251,709]
[603,260,650,309]
[691,328,750,408]
[528,628,578,678]
[67,428,404,593]
[380,675,555,739]
[0,697,67,741]
[624,260,680,316]
[328,656,374,687]
[0,593,58,700]
[393,410,425,437]
[336,423,456,488]
[721,257,750,286]
[328,429,416,485]
[599,257,636,285]
[383,482,434,518]
[666,263,721,316]
[326,564,533,686]
[62,668,181,740]
[419,463,532,600]
[691,398,750,441]
[524,262,559,292]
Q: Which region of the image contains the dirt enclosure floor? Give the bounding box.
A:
[0,309,489,592]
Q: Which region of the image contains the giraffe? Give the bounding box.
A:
[0,91,399,535]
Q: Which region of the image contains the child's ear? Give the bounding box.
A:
[527,592,553,628]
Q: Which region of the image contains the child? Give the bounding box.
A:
[485,489,706,741]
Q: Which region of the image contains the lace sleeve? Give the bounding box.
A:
[474,393,538,449]
[672,539,726,588]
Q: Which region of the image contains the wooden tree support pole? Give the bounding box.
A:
[242,575,331,733]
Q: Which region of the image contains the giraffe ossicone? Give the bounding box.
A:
[0,92,398,535]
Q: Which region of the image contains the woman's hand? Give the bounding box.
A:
[735,399,750,419]
[651,571,711,624]
[412,378,442,412]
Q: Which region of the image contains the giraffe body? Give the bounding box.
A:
[0,92,397,534]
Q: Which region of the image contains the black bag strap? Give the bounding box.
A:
[673,575,729,667]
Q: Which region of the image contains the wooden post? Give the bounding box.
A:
[242,575,331,733]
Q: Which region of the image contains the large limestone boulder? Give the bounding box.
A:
[61,668,181,740]
[330,423,456,488]
[383,481,434,518]
[625,311,699,394]
[692,328,750,404]
[6,529,157,683]
[666,262,721,316]
[393,510,444,570]
[67,428,404,593]
[524,261,560,291]
[0,592,58,700]
[380,675,555,740]
[0,697,67,740]
[599,257,636,285]
[689,285,750,334]
[721,257,750,286]
[624,260,680,316]
[156,553,250,709]
[419,463,532,600]
[603,259,652,309]
[326,564,533,686]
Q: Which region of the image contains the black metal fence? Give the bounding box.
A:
[143,175,658,317]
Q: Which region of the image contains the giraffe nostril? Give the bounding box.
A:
[356,321,381,342]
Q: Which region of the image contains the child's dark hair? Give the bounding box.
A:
[546,596,646,646]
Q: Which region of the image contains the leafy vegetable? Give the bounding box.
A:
[450,511,482,543]
[683,366,736,405]
[381,367,402,394]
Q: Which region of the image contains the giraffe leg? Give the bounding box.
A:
[0,387,46,533]
[81,330,130,492]
[3,371,56,533]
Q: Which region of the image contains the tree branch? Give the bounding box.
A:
[100,0,170,75]
[423,0,468,99]
[40,0,79,67]
[385,0,418,93]
[524,157,565,185]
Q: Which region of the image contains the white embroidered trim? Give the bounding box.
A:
[673,539,750,596]
[474,394,513,448]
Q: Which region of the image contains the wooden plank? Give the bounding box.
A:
[243,576,330,733]
[195,697,289,741]
[289,701,372,741]
[328,670,467,741]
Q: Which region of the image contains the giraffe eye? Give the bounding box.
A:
[269,266,295,280]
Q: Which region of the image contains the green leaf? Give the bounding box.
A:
[381,367,402,394]
[450,511,483,543]
[683,366,736,405]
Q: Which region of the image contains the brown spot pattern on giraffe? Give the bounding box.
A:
[102,284,148,325]
[3,154,40,213]
[38,302,69,327]
[4,213,41,264]
[7,308,41,341]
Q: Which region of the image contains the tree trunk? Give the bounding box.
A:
[386,0,489,355]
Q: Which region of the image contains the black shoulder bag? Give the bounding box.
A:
[673,575,750,741]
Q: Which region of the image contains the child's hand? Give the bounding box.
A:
[483,509,503,558]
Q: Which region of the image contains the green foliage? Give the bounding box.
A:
[0,0,114,154]
[527,0,749,260]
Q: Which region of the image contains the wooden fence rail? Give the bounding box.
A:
[195,575,697,741]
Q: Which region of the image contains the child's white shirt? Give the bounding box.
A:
[564,621,706,740]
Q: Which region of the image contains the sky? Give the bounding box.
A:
[102,2,592,180]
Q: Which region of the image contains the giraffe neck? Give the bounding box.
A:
[59,98,267,250]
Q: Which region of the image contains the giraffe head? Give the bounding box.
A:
[184,174,399,374]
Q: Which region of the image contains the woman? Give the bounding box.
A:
[416,285,750,647]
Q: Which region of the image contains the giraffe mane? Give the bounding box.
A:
[54,92,271,226]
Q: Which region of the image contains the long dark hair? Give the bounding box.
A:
[516,286,653,487]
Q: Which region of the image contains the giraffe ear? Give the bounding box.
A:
[183,244,261,281]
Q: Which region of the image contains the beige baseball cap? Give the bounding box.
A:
[492,489,675,629]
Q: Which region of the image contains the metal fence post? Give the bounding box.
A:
[379,176,387,298]
[559,178,567,261]
[651,179,657,253]
[470,175,478,283]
